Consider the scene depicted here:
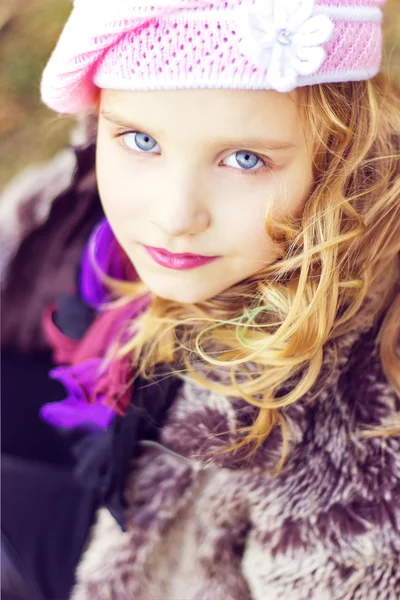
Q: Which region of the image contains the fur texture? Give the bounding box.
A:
[72,310,400,600]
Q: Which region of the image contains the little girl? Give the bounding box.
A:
[3,0,400,598]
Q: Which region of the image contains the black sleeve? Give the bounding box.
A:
[1,455,99,600]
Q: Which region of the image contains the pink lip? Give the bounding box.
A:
[144,246,220,270]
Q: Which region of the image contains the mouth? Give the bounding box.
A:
[143,245,220,271]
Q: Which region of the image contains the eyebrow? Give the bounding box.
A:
[101,109,297,152]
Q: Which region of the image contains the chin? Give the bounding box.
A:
[130,257,230,303]
[137,273,213,303]
[152,285,213,304]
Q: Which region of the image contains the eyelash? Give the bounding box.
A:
[113,130,272,177]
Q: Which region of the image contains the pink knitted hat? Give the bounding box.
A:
[41,0,387,114]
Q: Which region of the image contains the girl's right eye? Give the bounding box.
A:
[120,131,161,154]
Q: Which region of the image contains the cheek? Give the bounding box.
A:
[227,164,313,260]
[96,140,123,217]
[96,141,146,223]
[218,191,273,260]
[267,159,313,226]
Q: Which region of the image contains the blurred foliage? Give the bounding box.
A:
[0,0,399,188]
[0,0,72,188]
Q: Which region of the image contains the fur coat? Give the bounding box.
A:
[71,304,400,600]
[2,141,399,600]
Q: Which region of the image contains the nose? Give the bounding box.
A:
[149,170,211,237]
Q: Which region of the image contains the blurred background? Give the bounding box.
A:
[0,0,399,189]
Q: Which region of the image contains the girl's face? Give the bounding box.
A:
[96,88,313,303]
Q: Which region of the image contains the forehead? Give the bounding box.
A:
[100,88,304,147]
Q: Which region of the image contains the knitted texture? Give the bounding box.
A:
[41,0,387,113]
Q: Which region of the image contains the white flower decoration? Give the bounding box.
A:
[238,0,334,92]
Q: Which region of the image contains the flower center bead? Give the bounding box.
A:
[277,28,293,45]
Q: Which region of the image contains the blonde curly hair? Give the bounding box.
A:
[104,73,400,468]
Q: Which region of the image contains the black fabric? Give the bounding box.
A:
[53,294,96,340]
[1,531,35,600]
[72,368,183,530]
[1,349,81,466]
[1,455,99,600]
[1,350,182,599]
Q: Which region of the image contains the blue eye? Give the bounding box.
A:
[223,151,264,171]
[123,132,161,153]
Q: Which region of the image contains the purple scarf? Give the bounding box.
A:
[40,219,150,431]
